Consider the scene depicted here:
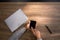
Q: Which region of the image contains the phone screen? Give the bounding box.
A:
[30,20,36,29]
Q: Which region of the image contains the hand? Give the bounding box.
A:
[31,28,42,39]
[24,21,30,29]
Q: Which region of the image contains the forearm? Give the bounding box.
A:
[9,27,26,40]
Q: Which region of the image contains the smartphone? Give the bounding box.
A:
[30,20,36,29]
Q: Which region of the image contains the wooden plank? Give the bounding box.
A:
[47,24,60,33]
[0,2,60,40]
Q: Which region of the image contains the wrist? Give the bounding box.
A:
[37,38,43,40]
[37,37,41,39]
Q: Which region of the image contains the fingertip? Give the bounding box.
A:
[31,27,33,30]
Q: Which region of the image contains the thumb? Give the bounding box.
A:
[31,27,36,35]
[31,27,34,31]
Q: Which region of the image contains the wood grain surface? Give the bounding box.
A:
[0,2,60,40]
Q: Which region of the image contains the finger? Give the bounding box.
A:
[31,27,35,34]
[27,24,29,27]
[31,27,34,31]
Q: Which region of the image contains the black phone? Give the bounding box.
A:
[30,20,36,29]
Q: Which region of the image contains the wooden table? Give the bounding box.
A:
[0,2,60,40]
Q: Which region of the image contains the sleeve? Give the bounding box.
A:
[9,27,26,40]
[37,38,43,40]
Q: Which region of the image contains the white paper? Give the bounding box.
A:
[5,9,28,32]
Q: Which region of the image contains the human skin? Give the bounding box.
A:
[25,21,42,39]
